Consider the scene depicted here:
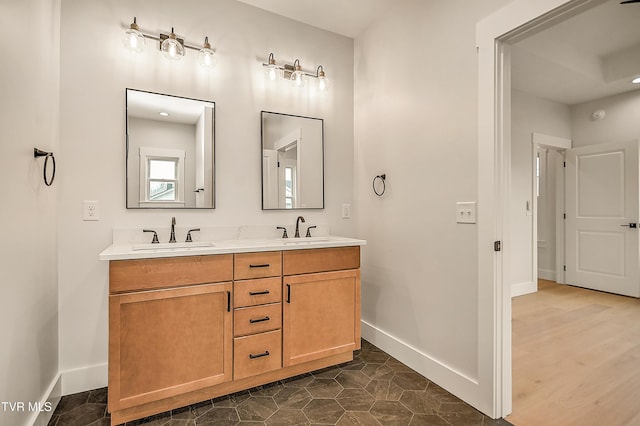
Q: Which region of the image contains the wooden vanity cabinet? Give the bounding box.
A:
[283,247,361,366]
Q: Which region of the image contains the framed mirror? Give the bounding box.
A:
[261,111,324,210]
[126,89,215,209]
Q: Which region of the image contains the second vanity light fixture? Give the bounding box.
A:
[123,17,216,69]
[263,53,329,91]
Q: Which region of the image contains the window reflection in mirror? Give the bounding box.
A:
[126,89,215,209]
[261,111,324,210]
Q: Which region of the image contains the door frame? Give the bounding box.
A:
[476,0,608,418]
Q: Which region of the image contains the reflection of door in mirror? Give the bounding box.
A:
[261,111,323,210]
[126,89,215,209]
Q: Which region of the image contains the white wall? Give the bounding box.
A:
[354,0,512,411]
[0,0,61,424]
[510,89,571,294]
[58,0,354,393]
[571,89,640,147]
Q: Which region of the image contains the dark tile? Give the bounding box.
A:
[273,387,312,409]
[238,422,265,425]
[195,406,239,425]
[339,359,366,371]
[311,366,342,379]
[172,400,213,419]
[264,409,310,425]
[392,372,429,391]
[165,421,196,426]
[365,380,403,401]
[335,389,374,412]
[54,391,90,414]
[336,411,381,426]
[87,388,108,404]
[302,399,345,424]
[237,397,278,421]
[361,363,395,381]
[335,371,371,389]
[426,384,464,404]
[87,419,112,426]
[47,414,59,426]
[483,419,514,426]
[399,390,440,415]
[385,358,415,373]
[305,379,344,398]
[438,402,484,426]
[57,404,107,426]
[369,401,413,426]
[282,373,315,388]
[250,382,284,397]
[213,391,251,408]
[409,414,451,425]
[359,350,390,364]
[360,339,381,352]
[125,411,171,425]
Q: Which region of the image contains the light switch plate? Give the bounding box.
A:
[342,204,351,219]
[456,201,476,224]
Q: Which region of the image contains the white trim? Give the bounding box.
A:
[361,321,482,407]
[60,363,108,396]
[511,281,537,298]
[533,132,572,150]
[28,373,61,426]
[477,0,606,418]
[538,268,556,281]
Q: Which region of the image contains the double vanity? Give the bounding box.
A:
[100,230,365,426]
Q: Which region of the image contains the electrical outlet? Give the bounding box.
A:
[456,201,477,224]
[83,200,100,221]
[342,204,351,219]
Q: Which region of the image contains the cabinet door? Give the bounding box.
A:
[283,270,360,367]
[109,282,233,411]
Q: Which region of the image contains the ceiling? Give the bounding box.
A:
[236,0,640,106]
[235,0,397,38]
[511,0,640,105]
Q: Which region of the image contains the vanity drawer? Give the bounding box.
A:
[110,255,233,293]
[234,251,282,280]
[234,277,282,307]
[283,246,360,276]
[234,303,282,337]
[234,330,282,380]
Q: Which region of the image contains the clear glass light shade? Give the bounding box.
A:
[317,75,329,91]
[266,64,280,81]
[161,33,184,61]
[123,27,145,53]
[291,70,305,88]
[199,48,215,68]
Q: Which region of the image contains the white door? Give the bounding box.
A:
[565,140,640,297]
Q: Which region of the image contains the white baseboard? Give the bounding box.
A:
[29,372,61,426]
[61,363,108,396]
[511,281,537,298]
[538,269,555,281]
[361,320,483,412]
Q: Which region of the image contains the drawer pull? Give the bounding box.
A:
[249,316,270,324]
[249,290,270,296]
[286,284,291,303]
[249,263,271,268]
[249,350,270,359]
[227,291,231,312]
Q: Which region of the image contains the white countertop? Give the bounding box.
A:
[99,235,366,261]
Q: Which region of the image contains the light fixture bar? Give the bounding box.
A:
[261,60,322,79]
[121,24,215,53]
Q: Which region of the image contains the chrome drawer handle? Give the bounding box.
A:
[249,316,270,324]
[249,263,270,268]
[249,351,270,359]
[249,290,270,296]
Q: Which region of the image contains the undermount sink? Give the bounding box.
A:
[283,238,330,245]
[132,242,216,251]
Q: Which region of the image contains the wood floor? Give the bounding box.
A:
[506,279,640,426]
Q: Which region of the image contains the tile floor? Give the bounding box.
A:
[48,340,512,426]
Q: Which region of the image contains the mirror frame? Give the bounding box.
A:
[260,111,325,210]
[125,88,216,209]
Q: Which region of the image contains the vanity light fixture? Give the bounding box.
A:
[159,112,169,117]
[261,53,328,91]
[123,17,145,53]
[121,17,216,68]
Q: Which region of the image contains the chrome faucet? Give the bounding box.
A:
[294,216,305,238]
[169,217,177,243]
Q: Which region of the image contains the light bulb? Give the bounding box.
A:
[199,37,215,69]
[291,60,304,88]
[161,28,184,61]
[123,17,145,53]
[633,76,640,84]
[316,66,329,91]
[265,53,279,81]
